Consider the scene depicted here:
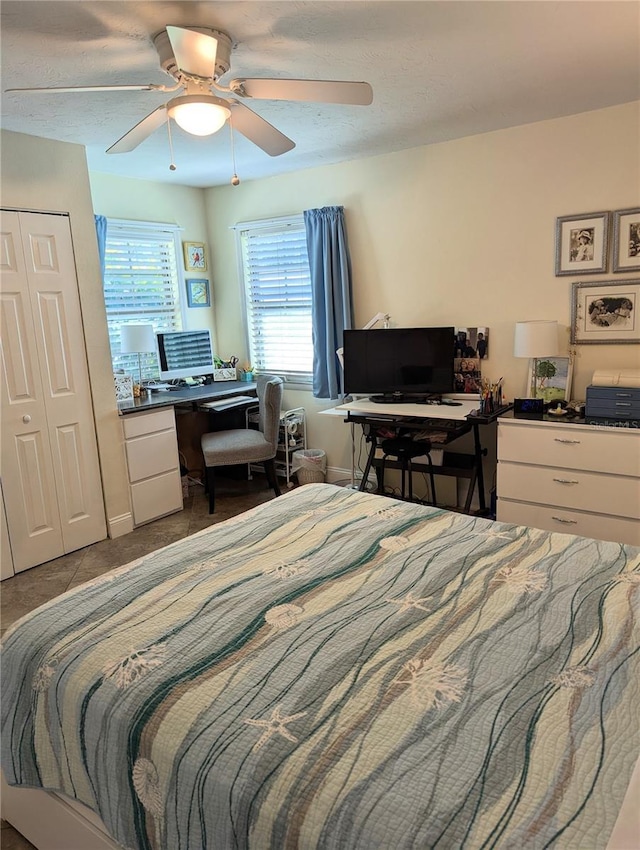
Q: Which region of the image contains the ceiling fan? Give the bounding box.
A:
[5,26,373,159]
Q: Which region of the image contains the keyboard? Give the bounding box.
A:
[146,382,177,392]
[200,395,256,411]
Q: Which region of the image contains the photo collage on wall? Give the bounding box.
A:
[453,327,489,394]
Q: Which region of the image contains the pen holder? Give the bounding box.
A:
[479,387,502,415]
[241,371,254,382]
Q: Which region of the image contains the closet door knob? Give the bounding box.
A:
[22,415,31,424]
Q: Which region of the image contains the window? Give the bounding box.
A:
[103,219,184,379]
[236,216,313,383]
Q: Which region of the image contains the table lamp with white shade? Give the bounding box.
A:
[513,320,559,397]
[120,323,156,393]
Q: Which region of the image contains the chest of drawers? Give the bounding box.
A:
[122,408,183,526]
[496,415,639,546]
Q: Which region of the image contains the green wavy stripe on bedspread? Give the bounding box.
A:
[2,483,639,850]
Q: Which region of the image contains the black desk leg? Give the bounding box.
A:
[359,429,378,492]
[472,423,487,513]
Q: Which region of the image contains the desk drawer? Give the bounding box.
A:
[125,429,180,482]
[498,421,640,477]
[123,408,176,439]
[131,469,182,525]
[497,461,640,518]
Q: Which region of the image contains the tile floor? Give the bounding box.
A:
[1,475,284,850]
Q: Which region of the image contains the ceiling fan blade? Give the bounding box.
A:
[5,84,159,94]
[107,105,168,154]
[166,26,218,79]
[232,78,373,106]
[228,101,295,157]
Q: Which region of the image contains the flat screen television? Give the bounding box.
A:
[342,326,455,400]
[156,329,216,381]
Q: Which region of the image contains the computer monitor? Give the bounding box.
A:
[156,329,216,381]
[343,327,454,399]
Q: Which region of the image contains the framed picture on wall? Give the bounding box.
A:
[526,356,573,402]
[612,207,640,273]
[183,241,207,272]
[570,278,639,344]
[555,211,609,276]
[186,278,211,308]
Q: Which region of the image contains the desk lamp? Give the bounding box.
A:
[120,323,156,393]
[336,312,390,369]
[513,320,559,397]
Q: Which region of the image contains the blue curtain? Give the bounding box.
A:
[304,206,354,399]
[94,215,107,278]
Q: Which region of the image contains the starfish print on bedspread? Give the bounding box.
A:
[243,704,308,752]
[386,593,431,614]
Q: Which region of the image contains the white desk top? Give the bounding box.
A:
[321,397,479,420]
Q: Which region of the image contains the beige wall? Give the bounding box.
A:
[89,172,216,337]
[0,130,131,530]
[204,102,640,475]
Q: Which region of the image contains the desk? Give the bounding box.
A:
[117,381,257,415]
[330,398,510,514]
[118,382,257,526]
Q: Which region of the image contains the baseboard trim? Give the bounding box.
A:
[107,512,134,539]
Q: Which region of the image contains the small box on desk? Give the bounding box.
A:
[586,385,640,423]
[213,368,237,382]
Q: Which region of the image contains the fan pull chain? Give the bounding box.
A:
[167,117,177,171]
[229,118,240,185]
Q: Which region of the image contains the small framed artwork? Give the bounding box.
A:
[612,207,640,273]
[555,211,610,276]
[183,241,207,272]
[570,278,639,345]
[186,278,211,308]
[526,356,573,402]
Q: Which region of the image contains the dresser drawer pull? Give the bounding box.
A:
[551,516,578,525]
[615,393,632,398]
[615,402,632,407]
[553,438,581,444]
[553,478,580,485]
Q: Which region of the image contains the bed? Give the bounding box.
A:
[2,483,639,850]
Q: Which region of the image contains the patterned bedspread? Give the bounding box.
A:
[2,484,639,850]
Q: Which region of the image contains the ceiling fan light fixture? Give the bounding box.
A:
[167,94,230,136]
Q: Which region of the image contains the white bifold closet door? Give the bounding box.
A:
[0,209,106,574]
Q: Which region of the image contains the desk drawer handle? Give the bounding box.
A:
[551,516,578,525]
[554,438,580,444]
[615,402,632,407]
[615,393,632,398]
[553,478,579,485]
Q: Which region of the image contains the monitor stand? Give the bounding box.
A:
[369,392,440,404]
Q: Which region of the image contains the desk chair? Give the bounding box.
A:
[379,437,437,505]
[201,375,283,513]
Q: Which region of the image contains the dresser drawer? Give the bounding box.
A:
[497,421,640,477]
[497,499,640,546]
[497,461,640,518]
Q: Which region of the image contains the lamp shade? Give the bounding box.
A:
[120,323,156,354]
[513,320,559,358]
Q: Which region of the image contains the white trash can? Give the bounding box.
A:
[292,449,327,485]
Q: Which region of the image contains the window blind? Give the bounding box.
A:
[238,219,313,382]
[104,221,184,379]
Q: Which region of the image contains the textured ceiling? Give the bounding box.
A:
[1,1,638,188]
